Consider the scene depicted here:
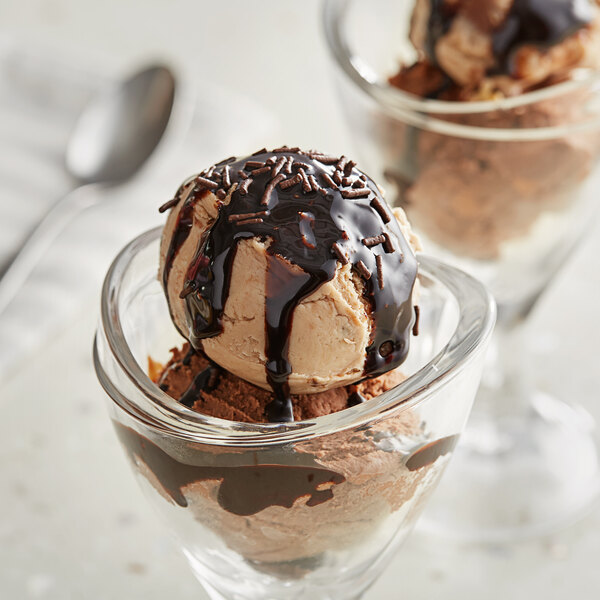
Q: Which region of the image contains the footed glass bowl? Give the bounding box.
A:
[94,227,494,600]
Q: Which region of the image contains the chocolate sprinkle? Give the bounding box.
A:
[245,160,265,170]
[273,145,300,153]
[298,168,311,193]
[235,217,264,226]
[376,255,384,290]
[261,174,286,206]
[271,157,286,178]
[413,305,420,336]
[308,174,320,193]
[356,260,371,280]
[238,178,252,196]
[342,188,371,199]
[371,198,391,224]
[195,176,219,190]
[279,174,302,190]
[222,165,231,189]
[228,211,268,222]
[290,160,309,171]
[382,233,395,254]
[308,153,339,165]
[283,156,293,174]
[331,242,348,265]
[362,234,386,248]
[337,156,348,173]
[250,166,271,176]
[321,172,338,190]
[158,197,180,213]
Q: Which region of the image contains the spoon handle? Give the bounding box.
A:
[0,185,97,314]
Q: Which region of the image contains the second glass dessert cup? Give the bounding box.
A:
[93,227,494,600]
[323,0,600,542]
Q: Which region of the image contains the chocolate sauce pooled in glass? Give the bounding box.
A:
[115,425,345,515]
[161,148,417,423]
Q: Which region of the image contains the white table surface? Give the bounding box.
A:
[0,1,599,599]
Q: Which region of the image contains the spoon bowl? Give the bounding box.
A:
[66,65,176,184]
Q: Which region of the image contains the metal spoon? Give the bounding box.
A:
[0,64,176,313]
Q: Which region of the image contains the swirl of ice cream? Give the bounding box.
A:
[158,147,420,422]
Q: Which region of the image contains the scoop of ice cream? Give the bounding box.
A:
[398,0,600,98]
[159,148,420,421]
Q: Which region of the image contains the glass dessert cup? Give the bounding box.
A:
[323,0,600,542]
[93,227,494,600]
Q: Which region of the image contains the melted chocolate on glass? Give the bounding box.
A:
[161,148,417,422]
[405,435,458,471]
[116,425,345,515]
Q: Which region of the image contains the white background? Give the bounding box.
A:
[0,1,599,599]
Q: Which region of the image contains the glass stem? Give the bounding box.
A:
[463,311,534,454]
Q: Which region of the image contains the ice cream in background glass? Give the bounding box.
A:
[323,0,600,541]
[93,146,495,600]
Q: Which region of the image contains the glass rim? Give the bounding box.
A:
[94,227,495,447]
[322,0,600,142]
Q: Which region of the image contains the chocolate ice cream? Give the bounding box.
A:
[153,343,408,423]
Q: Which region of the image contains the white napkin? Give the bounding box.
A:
[0,40,277,381]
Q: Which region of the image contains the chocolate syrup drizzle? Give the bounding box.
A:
[178,362,222,408]
[161,148,417,422]
[492,0,594,73]
[426,0,594,78]
[426,0,457,61]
